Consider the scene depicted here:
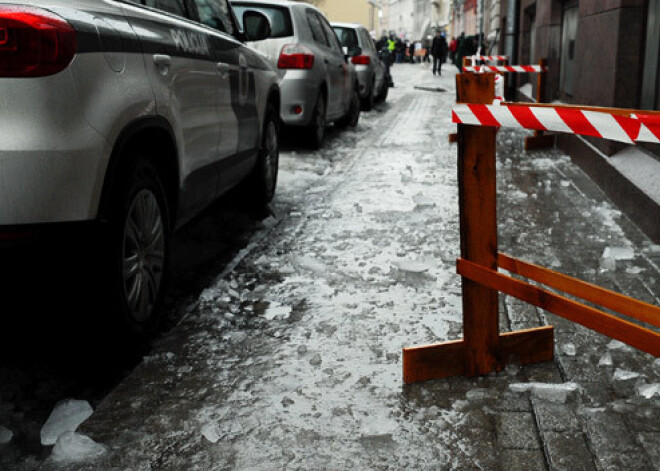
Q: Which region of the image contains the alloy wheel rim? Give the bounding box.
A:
[264,120,279,192]
[316,98,326,140]
[122,189,165,323]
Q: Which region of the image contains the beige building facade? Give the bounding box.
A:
[313,0,382,33]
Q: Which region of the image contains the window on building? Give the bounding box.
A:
[560,5,578,97]
[642,0,660,110]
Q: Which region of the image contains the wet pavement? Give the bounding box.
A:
[3,63,660,470]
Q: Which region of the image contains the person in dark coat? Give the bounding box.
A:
[454,33,478,72]
[431,29,448,75]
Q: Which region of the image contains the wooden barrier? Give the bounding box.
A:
[524,58,555,150]
[403,73,660,383]
[449,58,547,146]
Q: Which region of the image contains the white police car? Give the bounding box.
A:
[0,0,280,337]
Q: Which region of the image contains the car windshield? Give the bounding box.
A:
[333,27,359,52]
[231,3,293,38]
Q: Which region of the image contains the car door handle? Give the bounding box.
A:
[152,54,171,75]
[153,54,171,67]
[217,62,229,79]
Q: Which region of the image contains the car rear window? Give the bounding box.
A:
[231,3,293,38]
[333,27,359,50]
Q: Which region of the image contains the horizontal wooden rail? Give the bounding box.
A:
[498,253,660,328]
[502,101,660,118]
[457,258,660,357]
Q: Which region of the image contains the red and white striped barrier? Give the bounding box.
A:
[451,103,660,145]
[470,55,508,61]
[463,65,547,73]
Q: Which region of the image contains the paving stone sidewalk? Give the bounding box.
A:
[32,65,660,470]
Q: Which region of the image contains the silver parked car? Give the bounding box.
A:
[0,0,279,338]
[332,22,388,111]
[231,0,361,149]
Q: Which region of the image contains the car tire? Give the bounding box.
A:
[105,155,170,340]
[375,81,388,103]
[244,103,280,206]
[336,86,361,128]
[307,92,326,150]
[361,78,375,111]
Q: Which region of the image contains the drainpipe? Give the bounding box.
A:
[504,0,519,95]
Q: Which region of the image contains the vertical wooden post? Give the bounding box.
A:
[525,58,555,150]
[402,73,555,384]
[457,73,499,375]
[536,57,547,104]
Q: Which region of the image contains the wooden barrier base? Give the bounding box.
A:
[524,133,555,150]
[402,326,554,383]
[449,132,458,143]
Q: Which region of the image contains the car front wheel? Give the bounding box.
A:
[244,103,279,205]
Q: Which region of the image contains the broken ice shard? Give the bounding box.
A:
[41,399,93,446]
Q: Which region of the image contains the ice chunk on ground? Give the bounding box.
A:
[603,246,635,261]
[607,340,632,351]
[51,432,107,462]
[509,382,580,404]
[644,244,660,255]
[291,255,327,276]
[598,352,613,367]
[201,423,221,444]
[41,399,93,446]
[413,193,435,208]
[309,354,322,366]
[637,384,660,399]
[263,302,292,321]
[0,425,12,444]
[360,417,397,442]
[613,369,641,381]
[392,260,430,274]
[562,343,576,356]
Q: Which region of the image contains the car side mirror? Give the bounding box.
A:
[242,11,271,41]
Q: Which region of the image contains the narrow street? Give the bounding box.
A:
[3,63,660,470]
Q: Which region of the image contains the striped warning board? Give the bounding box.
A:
[452,103,660,145]
[463,65,547,73]
[470,55,508,61]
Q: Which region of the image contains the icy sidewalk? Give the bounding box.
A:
[44,64,660,470]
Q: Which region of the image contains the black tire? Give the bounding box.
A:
[307,92,326,149]
[361,79,375,111]
[336,86,361,128]
[244,103,280,206]
[375,81,388,103]
[105,156,170,339]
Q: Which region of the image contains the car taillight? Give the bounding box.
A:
[351,55,370,65]
[278,44,314,69]
[0,5,76,77]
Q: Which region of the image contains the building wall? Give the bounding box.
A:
[317,0,381,33]
[388,0,416,38]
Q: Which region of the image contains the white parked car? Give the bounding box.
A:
[231,0,361,149]
[332,22,389,111]
[0,0,280,338]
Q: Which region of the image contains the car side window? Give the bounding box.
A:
[191,0,235,35]
[306,10,328,47]
[360,30,375,53]
[144,0,187,16]
[318,15,342,54]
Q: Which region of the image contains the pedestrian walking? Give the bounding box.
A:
[448,36,457,63]
[431,29,448,75]
[423,36,431,63]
